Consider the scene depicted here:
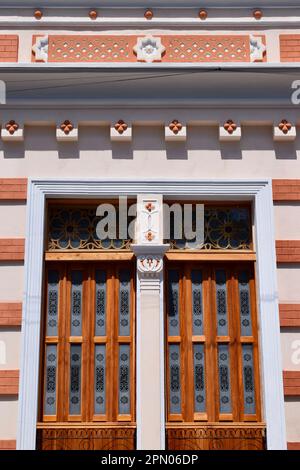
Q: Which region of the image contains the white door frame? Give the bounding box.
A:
[17,178,286,450]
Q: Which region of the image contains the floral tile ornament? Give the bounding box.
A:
[133,35,166,63]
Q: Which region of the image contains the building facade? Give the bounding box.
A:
[0,0,300,451]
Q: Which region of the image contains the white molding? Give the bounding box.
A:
[17,178,286,450]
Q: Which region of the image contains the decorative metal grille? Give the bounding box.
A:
[238,271,253,337]
[218,344,232,414]
[242,345,256,415]
[46,270,59,337]
[94,345,106,415]
[191,270,204,336]
[169,344,181,414]
[69,344,81,415]
[118,344,130,415]
[118,270,131,337]
[95,270,106,336]
[216,270,229,336]
[167,207,251,250]
[70,271,83,336]
[44,344,57,415]
[168,270,180,336]
[48,206,132,251]
[193,344,206,413]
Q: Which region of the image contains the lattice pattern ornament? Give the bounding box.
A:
[33,34,265,63]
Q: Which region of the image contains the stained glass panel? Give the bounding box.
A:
[168,270,180,336]
[95,270,106,336]
[242,345,256,415]
[46,270,59,337]
[169,344,181,414]
[94,345,106,415]
[70,271,83,336]
[44,344,57,415]
[193,344,206,413]
[118,270,131,336]
[239,271,253,337]
[216,270,229,336]
[69,344,81,415]
[218,344,232,414]
[191,270,204,336]
[118,344,130,415]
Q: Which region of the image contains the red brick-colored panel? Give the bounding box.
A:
[280,304,300,327]
[0,440,16,450]
[273,180,300,201]
[0,179,27,201]
[288,442,300,450]
[0,35,18,62]
[0,370,19,395]
[280,35,300,62]
[0,303,22,326]
[44,34,252,63]
[276,241,300,263]
[0,239,25,261]
[283,371,300,397]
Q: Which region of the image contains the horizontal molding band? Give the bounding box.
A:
[0,178,27,201]
[0,370,19,395]
[0,302,22,326]
[273,180,300,202]
[280,304,300,327]
[276,241,300,263]
[0,440,16,450]
[283,371,300,397]
[0,239,25,261]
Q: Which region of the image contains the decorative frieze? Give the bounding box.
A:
[34,34,267,64]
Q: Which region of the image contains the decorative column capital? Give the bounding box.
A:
[132,244,169,288]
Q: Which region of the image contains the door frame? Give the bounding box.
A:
[17,178,286,449]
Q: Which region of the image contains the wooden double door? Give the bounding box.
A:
[165,262,266,450]
[37,262,136,450]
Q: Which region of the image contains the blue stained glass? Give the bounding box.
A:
[94,345,106,415]
[191,270,204,336]
[239,271,253,337]
[46,270,59,337]
[95,270,106,336]
[69,344,81,415]
[168,270,180,336]
[242,344,256,415]
[218,344,232,414]
[169,344,181,414]
[70,271,83,336]
[44,344,57,415]
[193,344,206,413]
[118,270,131,336]
[216,270,229,336]
[118,344,130,415]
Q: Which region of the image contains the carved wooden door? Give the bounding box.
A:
[165,262,266,450]
[37,262,136,450]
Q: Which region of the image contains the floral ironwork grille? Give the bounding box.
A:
[47,205,134,251]
[165,205,252,250]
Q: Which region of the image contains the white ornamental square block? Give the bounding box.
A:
[165,120,187,142]
[1,120,24,141]
[56,120,78,142]
[111,120,132,142]
[219,120,241,142]
[273,121,296,141]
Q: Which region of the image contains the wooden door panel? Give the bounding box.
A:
[38,262,136,450]
[165,262,265,450]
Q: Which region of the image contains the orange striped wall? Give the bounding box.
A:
[0,239,25,261]
[280,305,300,327]
[0,303,22,326]
[0,179,27,201]
[283,371,300,397]
[0,370,19,395]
